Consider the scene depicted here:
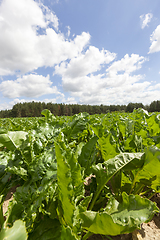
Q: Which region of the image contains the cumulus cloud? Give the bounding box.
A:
[0,74,63,98]
[37,30,90,68]
[147,83,160,91]
[0,0,159,109]
[0,0,90,75]
[140,13,153,29]
[55,53,156,105]
[55,46,116,79]
[76,80,157,106]
[149,25,160,53]
[54,45,117,98]
[40,3,59,31]
[58,53,146,92]
[106,54,146,75]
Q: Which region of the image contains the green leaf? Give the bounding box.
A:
[89,152,144,210]
[28,216,61,240]
[134,146,160,192]
[81,192,159,236]
[55,142,75,227]
[78,136,98,174]
[0,131,28,150]
[41,109,56,122]
[146,114,160,136]
[0,220,27,240]
[28,150,57,182]
[64,113,88,142]
[0,195,4,228]
[0,151,9,178]
[60,225,80,240]
[91,125,119,161]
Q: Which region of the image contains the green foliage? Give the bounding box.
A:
[80,192,158,236]
[0,109,160,239]
[0,220,28,240]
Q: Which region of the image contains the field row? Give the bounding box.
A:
[0,108,160,239]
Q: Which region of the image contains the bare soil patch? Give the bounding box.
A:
[3,185,18,215]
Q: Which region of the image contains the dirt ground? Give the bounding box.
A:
[3,189,160,240]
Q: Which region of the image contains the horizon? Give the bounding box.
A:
[0,100,156,112]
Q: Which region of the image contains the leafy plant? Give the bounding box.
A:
[0,109,160,239]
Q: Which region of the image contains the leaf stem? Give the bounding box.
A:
[129,170,141,195]
[134,184,144,195]
[105,235,113,240]
[139,188,150,196]
[148,191,156,200]
[82,231,93,240]
[0,205,4,228]
[88,187,103,210]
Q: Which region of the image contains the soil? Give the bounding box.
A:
[2,189,160,240]
[2,185,17,215]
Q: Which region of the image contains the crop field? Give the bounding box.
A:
[0,108,160,239]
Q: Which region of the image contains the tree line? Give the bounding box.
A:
[0,100,160,118]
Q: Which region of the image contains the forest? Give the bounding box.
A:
[0,100,160,118]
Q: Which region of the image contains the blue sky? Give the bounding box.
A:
[0,0,160,110]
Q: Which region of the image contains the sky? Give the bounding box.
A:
[0,0,160,110]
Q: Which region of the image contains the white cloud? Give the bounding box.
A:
[66,26,71,37]
[55,46,116,79]
[76,80,157,106]
[147,83,160,91]
[140,13,153,29]
[55,53,156,105]
[106,54,146,75]
[37,30,90,68]
[0,0,90,75]
[65,97,77,104]
[0,74,63,98]
[149,25,160,53]
[40,3,59,31]
[0,0,159,109]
